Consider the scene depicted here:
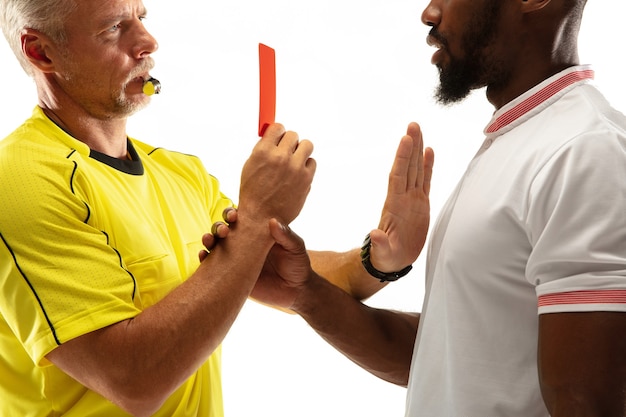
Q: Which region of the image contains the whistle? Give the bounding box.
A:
[142,77,161,96]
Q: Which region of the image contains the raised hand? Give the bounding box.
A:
[368,122,434,273]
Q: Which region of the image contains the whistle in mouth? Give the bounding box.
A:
[142,77,161,96]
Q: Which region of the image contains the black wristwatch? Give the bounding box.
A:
[360,233,413,282]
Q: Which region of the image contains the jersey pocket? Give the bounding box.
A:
[126,253,182,308]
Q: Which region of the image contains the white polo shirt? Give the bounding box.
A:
[405,66,626,416]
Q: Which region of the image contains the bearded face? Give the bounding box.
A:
[432,0,508,105]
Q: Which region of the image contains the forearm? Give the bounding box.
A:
[47,221,275,416]
[292,271,419,386]
[309,249,388,301]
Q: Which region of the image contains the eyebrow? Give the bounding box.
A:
[96,4,148,26]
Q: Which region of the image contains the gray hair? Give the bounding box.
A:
[0,0,76,76]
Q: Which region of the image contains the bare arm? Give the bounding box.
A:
[254,220,419,386]
[309,248,388,301]
[295,270,419,385]
[310,122,434,301]
[538,312,626,416]
[46,124,316,417]
[47,224,274,416]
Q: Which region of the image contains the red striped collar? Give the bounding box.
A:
[484,66,594,135]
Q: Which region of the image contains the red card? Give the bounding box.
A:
[258,43,276,136]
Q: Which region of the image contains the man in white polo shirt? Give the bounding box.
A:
[249,0,626,415]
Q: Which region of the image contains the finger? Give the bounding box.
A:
[198,249,209,262]
[423,147,435,196]
[261,123,286,146]
[215,223,232,239]
[305,156,317,174]
[388,134,414,195]
[222,207,238,223]
[211,221,226,237]
[406,122,423,190]
[292,138,315,161]
[201,233,215,250]
[268,218,306,253]
[292,140,317,179]
[276,130,300,152]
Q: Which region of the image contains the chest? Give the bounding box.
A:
[74,162,215,306]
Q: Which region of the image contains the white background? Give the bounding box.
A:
[1,2,624,416]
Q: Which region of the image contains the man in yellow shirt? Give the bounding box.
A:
[0,0,430,415]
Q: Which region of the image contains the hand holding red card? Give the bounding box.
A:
[258,43,276,136]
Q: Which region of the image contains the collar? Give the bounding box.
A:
[89,139,144,176]
[484,65,594,137]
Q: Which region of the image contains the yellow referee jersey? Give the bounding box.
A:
[0,107,233,416]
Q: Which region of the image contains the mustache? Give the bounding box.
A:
[428,28,448,49]
[126,58,156,82]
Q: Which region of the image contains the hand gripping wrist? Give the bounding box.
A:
[359,233,413,282]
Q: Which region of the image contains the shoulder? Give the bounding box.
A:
[558,83,626,139]
[0,111,90,192]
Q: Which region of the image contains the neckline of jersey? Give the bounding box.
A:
[89,139,144,175]
[484,66,595,136]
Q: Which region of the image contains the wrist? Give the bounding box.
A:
[218,215,275,256]
[289,271,326,315]
[359,234,413,282]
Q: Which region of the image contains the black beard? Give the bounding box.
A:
[434,57,482,105]
[433,0,504,106]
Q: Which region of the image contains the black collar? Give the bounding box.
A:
[89,139,144,175]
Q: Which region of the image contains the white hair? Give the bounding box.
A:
[0,0,76,76]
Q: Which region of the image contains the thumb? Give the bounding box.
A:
[269,219,307,253]
[367,228,392,268]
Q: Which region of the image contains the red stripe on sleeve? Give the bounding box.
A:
[538,289,626,308]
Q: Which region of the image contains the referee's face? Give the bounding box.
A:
[51,0,159,119]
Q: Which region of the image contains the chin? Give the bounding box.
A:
[434,80,473,106]
[115,95,151,117]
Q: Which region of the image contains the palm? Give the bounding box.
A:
[369,122,434,272]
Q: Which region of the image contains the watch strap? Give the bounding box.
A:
[360,234,413,282]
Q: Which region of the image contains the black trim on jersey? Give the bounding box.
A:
[89,140,144,176]
[65,153,138,301]
[66,160,91,223]
[101,231,138,301]
[0,232,61,345]
[65,157,137,301]
[68,161,78,196]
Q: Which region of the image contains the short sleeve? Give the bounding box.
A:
[0,138,140,365]
[527,129,626,314]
